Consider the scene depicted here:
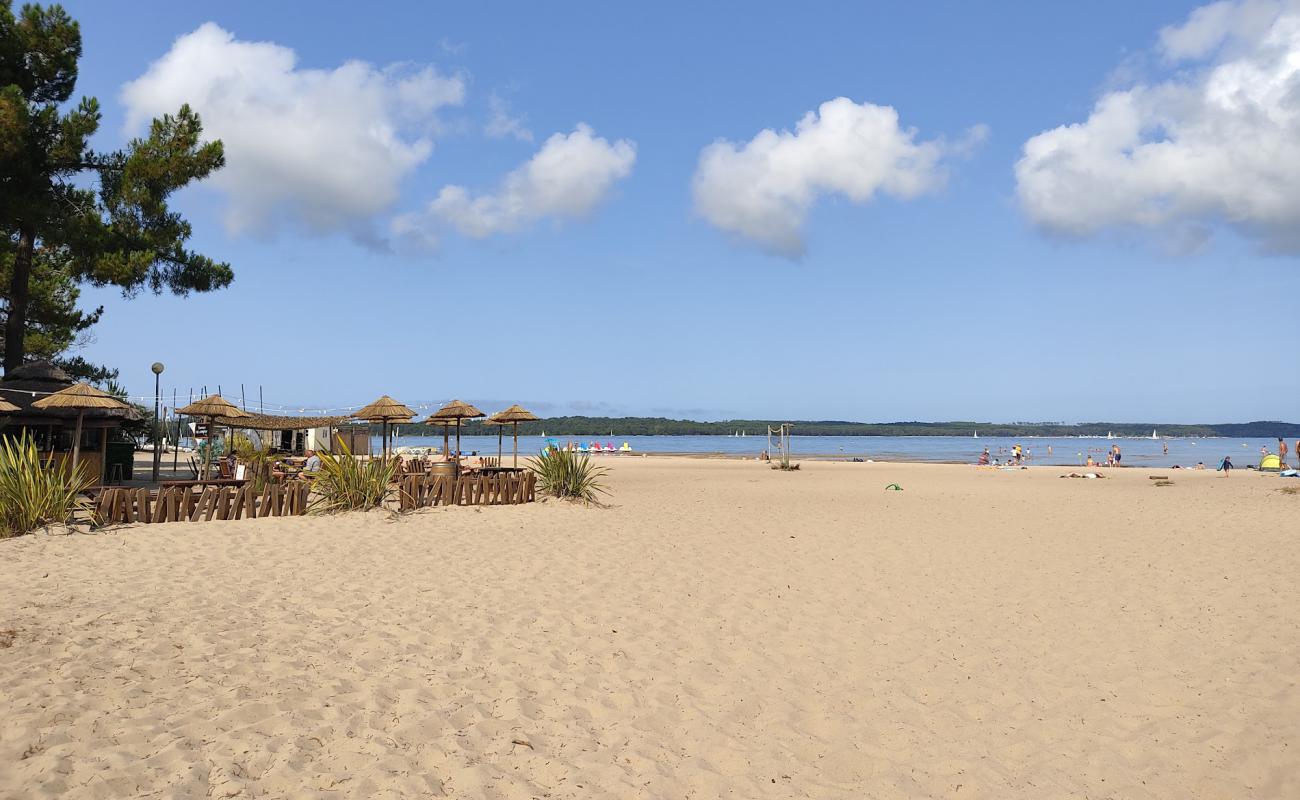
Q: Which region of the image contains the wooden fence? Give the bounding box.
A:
[93,482,312,524]
[398,471,536,510]
[91,471,535,525]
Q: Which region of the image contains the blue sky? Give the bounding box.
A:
[60,0,1300,422]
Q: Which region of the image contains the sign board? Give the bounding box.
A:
[193,422,210,438]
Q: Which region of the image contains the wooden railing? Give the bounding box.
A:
[398,471,536,510]
[94,482,311,524]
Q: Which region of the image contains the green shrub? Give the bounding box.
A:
[0,432,94,537]
[231,433,275,491]
[527,448,608,503]
[309,440,396,513]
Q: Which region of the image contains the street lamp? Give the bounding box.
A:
[151,362,164,482]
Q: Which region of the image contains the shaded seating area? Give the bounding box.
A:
[0,361,141,485]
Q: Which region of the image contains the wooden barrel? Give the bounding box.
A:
[429,461,457,479]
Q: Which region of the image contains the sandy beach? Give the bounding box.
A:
[1,457,1297,798]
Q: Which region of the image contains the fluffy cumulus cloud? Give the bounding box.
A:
[397,124,635,241]
[1016,0,1300,253]
[121,23,465,237]
[691,97,984,258]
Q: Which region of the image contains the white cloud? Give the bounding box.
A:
[400,123,635,240]
[485,94,533,142]
[1016,0,1300,253]
[690,97,984,258]
[121,22,465,238]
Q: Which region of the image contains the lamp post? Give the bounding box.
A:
[151,362,165,482]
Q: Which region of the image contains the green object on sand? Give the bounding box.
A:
[885,483,903,491]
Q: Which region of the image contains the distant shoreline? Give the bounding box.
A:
[386,418,1300,439]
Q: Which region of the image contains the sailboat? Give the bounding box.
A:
[1151,429,1158,440]
[973,430,978,438]
[1107,431,1114,439]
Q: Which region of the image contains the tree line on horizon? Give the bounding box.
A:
[387,416,1300,439]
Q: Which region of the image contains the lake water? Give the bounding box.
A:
[381,433,1287,469]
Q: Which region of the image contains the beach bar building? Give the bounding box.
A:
[0,361,142,483]
[210,411,368,455]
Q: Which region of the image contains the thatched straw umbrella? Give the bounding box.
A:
[352,395,415,460]
[32,383,130,477]
[177,394,249,479]
[431,400,484,462]
[418,418,456,460]
[488,404,539,467]
[0,397,19,413]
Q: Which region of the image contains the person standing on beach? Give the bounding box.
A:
[1220,455,1233,476]
[1113,444,1122,466]
[1279,438,1288,467]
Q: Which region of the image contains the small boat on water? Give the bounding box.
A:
[1151,429,1158,439]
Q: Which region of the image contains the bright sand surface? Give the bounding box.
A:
[1,457,1297,799]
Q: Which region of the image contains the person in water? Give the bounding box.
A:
[978,447,990,465]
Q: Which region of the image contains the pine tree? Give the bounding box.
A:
[0,2,232,372]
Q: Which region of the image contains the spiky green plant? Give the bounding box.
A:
[0,432,95,537]
[308,440,397,513]
[527,448,609,503]
[231,433,275,491]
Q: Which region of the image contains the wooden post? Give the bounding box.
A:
[202,415,212,480]
[98,423,108,485]
[70,409,85,476]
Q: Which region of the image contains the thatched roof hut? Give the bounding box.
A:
[213,412,352,430]
[32,382,130,412]
[0,361,142,424]
[0,361,142,482]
